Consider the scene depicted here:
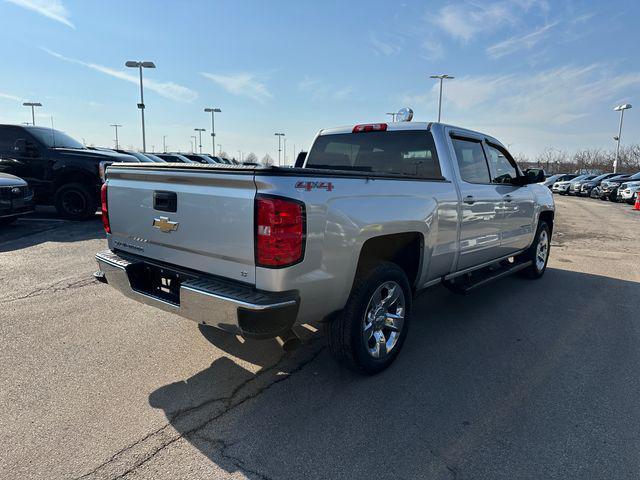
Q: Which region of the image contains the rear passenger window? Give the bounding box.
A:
[305,131,442,179]
[451,138,490,183]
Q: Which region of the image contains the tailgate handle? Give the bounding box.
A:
[153,191,177,213]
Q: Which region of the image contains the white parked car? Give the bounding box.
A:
[618,182,640,204]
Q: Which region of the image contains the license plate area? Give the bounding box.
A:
[128,263,183,305]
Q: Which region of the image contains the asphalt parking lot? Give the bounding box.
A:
[1,197,639,480]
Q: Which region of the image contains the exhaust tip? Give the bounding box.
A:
[276,329,301,352]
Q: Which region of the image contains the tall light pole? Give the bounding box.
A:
[386,112,397,122]
[23,102,42,126]
[274,133,285,166]
[194,128,206,154]
[204,107,221,156]
[162,135,167,153]
[110,124,122,149]
[429,74,454,122]
[191,135,197,153]
[613,104,632,174]
[125,60,156,152]
[283,138,287,165]
[217,144,222,156]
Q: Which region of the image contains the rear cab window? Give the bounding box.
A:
[305,130,442,179]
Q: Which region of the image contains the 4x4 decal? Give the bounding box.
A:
[295,181,334,192]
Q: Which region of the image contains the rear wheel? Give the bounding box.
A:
[54,183,96,220]
[326,262,411,375]
[519,221,551,279]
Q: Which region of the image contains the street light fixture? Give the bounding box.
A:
[274,133,285,166]
[194,128,206,154]
[386,112,397,122]
[429,74,454,122]
[125,60,156,152]
[204,107,221,156]
[613,103,632,173]
[23,102,42,126]
[110,124,122,149]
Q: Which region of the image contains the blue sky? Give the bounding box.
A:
[0,0,638,161]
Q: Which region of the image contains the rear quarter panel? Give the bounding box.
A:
[254,173,458,324]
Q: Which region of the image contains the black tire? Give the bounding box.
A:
[54,183,96,220]
[519,221,551,279]
[0,217,17,226]
[326,262,412,375]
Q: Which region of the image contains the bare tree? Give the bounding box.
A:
[245,152,258,163]
[261,154,274,166]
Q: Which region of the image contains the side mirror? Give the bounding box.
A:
[13,138,27,154]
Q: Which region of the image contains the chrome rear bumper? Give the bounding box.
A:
[95,250,299,339]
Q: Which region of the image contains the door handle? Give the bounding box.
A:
[503,194,513,202]
[463,195,475,205]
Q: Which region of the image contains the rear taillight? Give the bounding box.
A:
[353,123,387,133]
[255,195,305,268]
[101,182,110,234]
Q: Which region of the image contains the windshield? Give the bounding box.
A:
[306,130,442,178]
[142,153,165,162]
[29,128,85,149]
[125,151,155,163]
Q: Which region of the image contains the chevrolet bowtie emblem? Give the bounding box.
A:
[153,216,179,233]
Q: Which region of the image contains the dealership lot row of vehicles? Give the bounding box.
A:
[0,123,239,221]
[548,171,640,203]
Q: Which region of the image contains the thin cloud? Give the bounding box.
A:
[430,0,547,42]
[401,64,640,128]
[41,48,197,102]
[201,72,272,103]
[487,22,558,58]
[369,33,402,56]
[298,77,355,102]
[6,0,74,28]
[422,40,444,60]
[0,92,24,102]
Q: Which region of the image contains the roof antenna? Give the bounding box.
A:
[50,116,56,148]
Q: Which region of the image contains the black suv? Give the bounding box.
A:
[0,124,133,219]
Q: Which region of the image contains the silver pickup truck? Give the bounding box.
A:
[96,118,554,374]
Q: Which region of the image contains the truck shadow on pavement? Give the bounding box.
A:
[148,267,640,480]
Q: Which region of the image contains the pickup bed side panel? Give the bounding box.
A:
[254,174,458,324]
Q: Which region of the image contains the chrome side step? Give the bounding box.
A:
[441,260,532,295]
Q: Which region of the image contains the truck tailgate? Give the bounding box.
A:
[106,166,257,284]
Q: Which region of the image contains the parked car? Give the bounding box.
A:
[180,154,219,164]
[600,172,640,201]
[0,172,35,225]
[96,119,554,374]
[577,173,620,196]
[141,153,166,163]
[154,153,195,163]
[0,124,134,219]
[617,180,640,204]
[114,150,163,163]
[541,173,577,189]
[568,174,598,195]
[552,174,590,194]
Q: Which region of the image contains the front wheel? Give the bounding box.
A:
[326,262,412,375]
[519,221,551,279]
